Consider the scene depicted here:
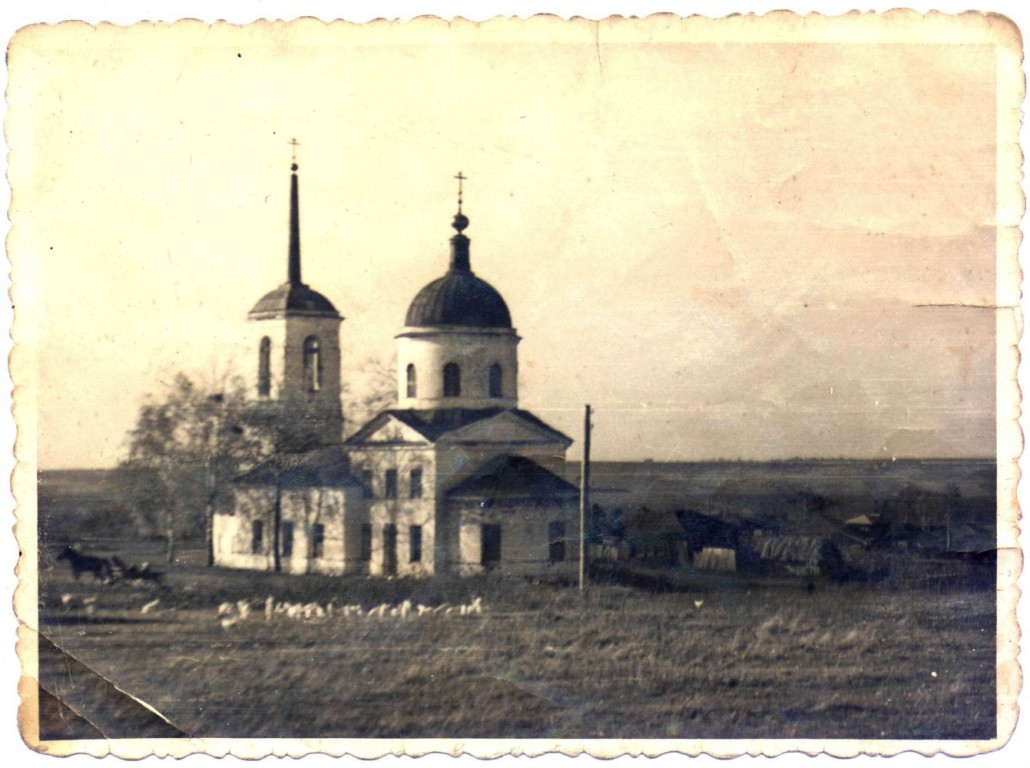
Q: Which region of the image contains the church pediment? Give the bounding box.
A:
[347,413,432,446]
[439,410,571,449]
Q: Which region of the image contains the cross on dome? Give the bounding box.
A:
[452,171,469,234]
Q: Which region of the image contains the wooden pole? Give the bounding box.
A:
[579,404,592,593]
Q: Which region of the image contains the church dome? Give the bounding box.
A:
[404,207,512,329]
[249,282,340,319]
[405,271,511,328]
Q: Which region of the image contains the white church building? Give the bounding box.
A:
[212,160,580,578]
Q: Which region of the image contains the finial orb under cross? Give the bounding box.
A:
[290,138,301,171]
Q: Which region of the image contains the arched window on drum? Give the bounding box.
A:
[258,337,271,397]
[443,362,461,398]
[303,336,321,392]
[406,363,417,398]
[489,363,503,398]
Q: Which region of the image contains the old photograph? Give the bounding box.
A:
[6,9,1023,759]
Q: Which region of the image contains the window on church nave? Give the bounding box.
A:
[384,469,398,499]
[409,525,422,563]
[489,363,503,398]
[311,524,325,559]
[406,364,416,398]
[360,469,373,499]
[251,521,263,555]
[281,521,294,558]
[409,468,423,499]
[258,337,271,397]
[359,524,372,562]
[303,336,321,392]
[443,362,461,397]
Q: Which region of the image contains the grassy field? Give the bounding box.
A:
[36,539,996,740]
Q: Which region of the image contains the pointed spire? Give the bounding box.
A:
[449,171,471,272]
[288,139,302,285]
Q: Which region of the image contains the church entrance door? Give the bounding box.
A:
[481,524,501,569]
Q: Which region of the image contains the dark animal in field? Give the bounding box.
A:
[57,546,113,582]
[111,556,165,586]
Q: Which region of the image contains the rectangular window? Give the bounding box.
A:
[481,524,502,567]
[383,524,398,576]
[384,469,398,499]
[311,523,325,559]
[409,468,423,499]
[281,521,294,558]
[361,469,373,499]
[360,523,372,562]
[549,521,566,563]
[251,520,263,555]
[410,525,422,563]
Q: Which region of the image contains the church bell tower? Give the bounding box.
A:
[247,144,344,447]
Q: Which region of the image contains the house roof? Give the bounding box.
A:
[233,445,361,490]
[346,408,573,446]
[446,454,579,502]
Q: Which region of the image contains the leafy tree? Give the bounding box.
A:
[121,373,274,564]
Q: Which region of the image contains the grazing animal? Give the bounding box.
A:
[140,598,161,615]
[57,546,113,582]
[220,615,240,630]
[126,559,164,586]
[694,599,704,609]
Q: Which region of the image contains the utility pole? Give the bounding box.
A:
[579,404,592,593]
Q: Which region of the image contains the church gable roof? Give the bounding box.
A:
[233,445,360,489]
[345,411,436,446]
[446,454,579,502]
[346,408,572,447]
[440,408,573,447]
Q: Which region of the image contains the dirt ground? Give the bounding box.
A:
[33,539,996,740]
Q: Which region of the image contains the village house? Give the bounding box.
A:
[212,159,579,578]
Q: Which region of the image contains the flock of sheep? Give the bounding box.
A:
[216,596,484,629]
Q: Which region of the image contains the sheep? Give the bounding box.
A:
[220,615,241,631]
[461,596,483,616]
[694,599,704,609]
[236,600,252,620]
[417,604,433,616]
[140,598,161,615]
[217,601,235,617]
[389,600,412,619]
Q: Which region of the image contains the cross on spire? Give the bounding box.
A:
[289,138,300,169]
[454,171,467,212]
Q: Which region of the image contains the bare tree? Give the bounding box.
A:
[343,354,398,435]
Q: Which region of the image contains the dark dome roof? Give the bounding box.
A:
[249,282,340,319]
[405,270,512,328]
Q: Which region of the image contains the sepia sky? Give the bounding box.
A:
[7,15,1017,468]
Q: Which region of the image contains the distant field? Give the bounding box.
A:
[36,539,996,740]
[568,457,995,512]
